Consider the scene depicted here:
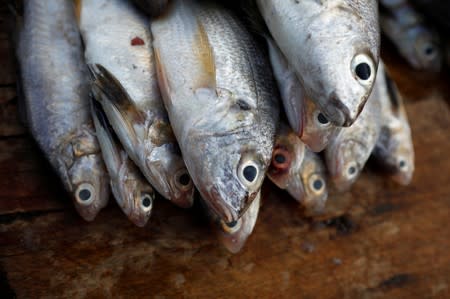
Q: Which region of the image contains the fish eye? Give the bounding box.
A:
[238,160,260,186]
[271,147,291,171]
[220,218,242,234]
[75,183,95,205]
[352,53,375,85]
[140,193,153,211]
[308,174,326,195]
[346,162,359,179]
[399,159,406,169]
[174,169,193,190]
[315,111,330,126]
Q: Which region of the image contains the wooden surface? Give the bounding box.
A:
[1,5,450,299]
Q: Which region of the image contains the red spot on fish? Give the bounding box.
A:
[131,37,145,46]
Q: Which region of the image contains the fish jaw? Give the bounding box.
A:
[68,154,110,221]
[217,192,261,254]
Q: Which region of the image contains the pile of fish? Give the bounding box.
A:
[15,0,417,253]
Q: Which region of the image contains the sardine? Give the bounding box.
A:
[91,100,154,227]
[268,124,328,213]
[372,62,414,185]
[379,0,441,72]
[130,0,170,17]
[16,0,109,221]
[267,38,340,152]
[325,78,382,192]
[151,0,279,223]
[256,0,380,127]
[78,0,194,208]
[216,192,261,254]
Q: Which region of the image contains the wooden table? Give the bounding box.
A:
[1,4,450,298]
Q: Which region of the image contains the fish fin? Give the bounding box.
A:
[88,64,143,150]
[153,47,173,107]
[192,21,216,90]
[90,97,124,176]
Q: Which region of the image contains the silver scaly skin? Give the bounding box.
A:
[78,0,194,208]
[216,192,261,254]
[371,62,415,185]
[325,79,382,192]
[268,124,328,213]
[91,100,154,227]
[379,0,441,72]
[257,0,380,127]
[267,37,340,152]
[16,0,109,221]
[151,0,279,223]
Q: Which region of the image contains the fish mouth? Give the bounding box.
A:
[324,93,365,127]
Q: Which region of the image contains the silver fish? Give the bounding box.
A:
[216,192,261,254]
[151,0,279,223]
[91,100,154,227]
[268,124,328,213]
[256,0,380,127]
[130,0,170,17]
[267,38,340,152]
[380,0,441,72]
[78,0,194,208]
[325,78,382,192]
[372,62,414,185]
[16,0,109,221]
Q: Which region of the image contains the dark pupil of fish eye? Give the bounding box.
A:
[348,166,356,175]
[274,154,286,164]
[226,220,238,228]
[313,179,323,190]
[243,165,257,182]
[317,113,329,124]
[78,189,91,201]
[355,63,371,80]
[142,196,151,207]
[237,99,251,111]
[425,46,434,56]
[178,173,191,186]
[399,160,406,168]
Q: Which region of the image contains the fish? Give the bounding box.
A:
[379,0,441,72]
[256,0,380,127]
[16,0,109,221]
[267,38,340,152]
[151,0,279,223]
[216,192,261,254]
[91,100,154,227]
[325,76,382,192]
[78,0,194,208]
[130,0,170,17]
[268,124,328,213]
[371,62,414,185]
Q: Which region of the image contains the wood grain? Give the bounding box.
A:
[1,6,450,299]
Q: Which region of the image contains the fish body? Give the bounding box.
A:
[325,79,382,192]
[257,0,380,127]
[379,0,441,71]
[268,124,328,213]
[91,100,154,227]
[372,62,414,185]
[267,38,340,152]
[79,0,194,208]
[151,0,279,223]
[216,192,261,254]
[17,0,109,221]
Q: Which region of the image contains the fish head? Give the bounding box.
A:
[216,191,261,254]
[301,98,341,152]
[68,153,110,221]
[183,88,272,223]
[298,151,328,213]
[145,144,194,208]
[409,27,442,72]
[268,125,305,192]
[389,142,415,186]
[300,1,379,126]
[330,138,368,192]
